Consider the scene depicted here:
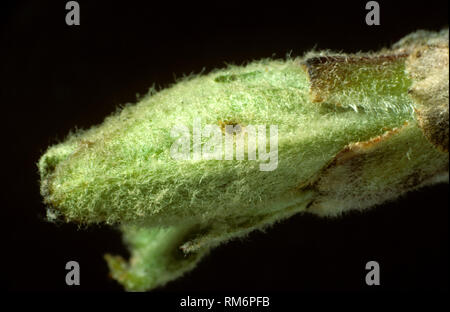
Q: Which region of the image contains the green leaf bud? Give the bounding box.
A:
[38,29,449,291]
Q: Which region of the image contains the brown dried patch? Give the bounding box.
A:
[332,123,406,164]
[302,120,448,217]
[218,119,242,134]
[295,125,405,194]
[406,43,449,152]
[301,54,408,103]
[303,124,407,216]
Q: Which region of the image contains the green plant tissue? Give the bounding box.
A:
[38,29,449,291]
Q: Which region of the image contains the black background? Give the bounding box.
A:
[2,0,449,293]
